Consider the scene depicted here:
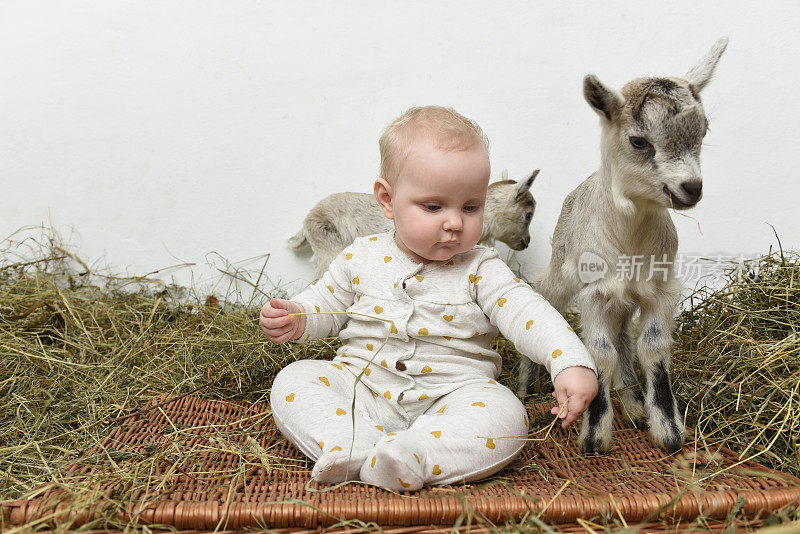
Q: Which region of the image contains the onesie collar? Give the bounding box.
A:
[386,228,426,271]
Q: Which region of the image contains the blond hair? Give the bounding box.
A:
[379,106,489,183]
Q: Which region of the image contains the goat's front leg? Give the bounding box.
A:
[577,290,623,454]
[637,302,685,453]
[614,313,648,429]
[516,358,540,398]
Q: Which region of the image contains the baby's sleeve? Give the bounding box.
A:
[473,251,597,382]
[291,245,356,342]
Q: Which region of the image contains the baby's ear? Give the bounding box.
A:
[374,178,395,220]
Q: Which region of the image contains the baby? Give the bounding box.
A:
[261,106,598,491]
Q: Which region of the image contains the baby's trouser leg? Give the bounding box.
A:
[271,359,383,483]
[360,380,528,491]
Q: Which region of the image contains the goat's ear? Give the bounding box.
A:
[684,36,728,92]
[514,169,539,200]
[584,74,624,121]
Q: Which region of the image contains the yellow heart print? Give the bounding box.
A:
[366,343,373,350]
[336,408,346,416]
[552,349,562,358]
[418,328,429,335]
[345,252,353,260]
[285,393,295,402]
[421,365,432,373]
[526,320,534,330]
[319,376,330,386]
[432,465,442,475]
[415,275,424,282]
[472,401,485,407]
[486,438,496,449]
[374,305,383,314]
[498,298,507,307]
[430,430,442,438]
[384,256,392,263]
[442,315,453,322]
[352,276,360,284]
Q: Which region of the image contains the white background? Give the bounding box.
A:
[2,1,798,303]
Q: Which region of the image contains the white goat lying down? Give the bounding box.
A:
[518,37,728,454]
[289,171,539,279]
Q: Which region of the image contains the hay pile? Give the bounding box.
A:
[672,248,799,477]
[1,231,798,531]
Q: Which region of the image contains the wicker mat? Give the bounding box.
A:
[4,395,799,531]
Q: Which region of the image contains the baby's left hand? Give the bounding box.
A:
[550,366,599,428]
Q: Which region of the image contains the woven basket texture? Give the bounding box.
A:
[5,395,799,531]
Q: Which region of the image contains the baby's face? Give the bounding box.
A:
[390,139,490,263]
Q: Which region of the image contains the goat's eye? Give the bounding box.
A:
[629,136,650,149]
[524,212,533,222]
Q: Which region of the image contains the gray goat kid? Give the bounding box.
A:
[518,38,728,454]
[289,171,539,279]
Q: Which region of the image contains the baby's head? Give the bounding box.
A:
[374,106,490,264]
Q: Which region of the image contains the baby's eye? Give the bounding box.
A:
[463,205,480,213]
[423,204,441,212]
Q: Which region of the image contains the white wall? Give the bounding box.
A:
[2,1,798,302]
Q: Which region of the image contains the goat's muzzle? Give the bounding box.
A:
[509,236,530,250]
[662,183,702,210]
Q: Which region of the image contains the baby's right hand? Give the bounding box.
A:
[259,298,306,344]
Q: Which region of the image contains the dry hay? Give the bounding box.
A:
[0,228,798,532]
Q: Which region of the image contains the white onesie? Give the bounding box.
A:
[270,230,596,491]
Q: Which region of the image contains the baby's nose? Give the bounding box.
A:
[443,213,462,230]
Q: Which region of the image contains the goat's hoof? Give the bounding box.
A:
[579,435,612,455]
[631,417,649,431]
[656,433,685,454]
[649,425,685,454]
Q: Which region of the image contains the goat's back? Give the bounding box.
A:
[304,192,392,252]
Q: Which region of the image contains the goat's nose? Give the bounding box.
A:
[680,181,703,201]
